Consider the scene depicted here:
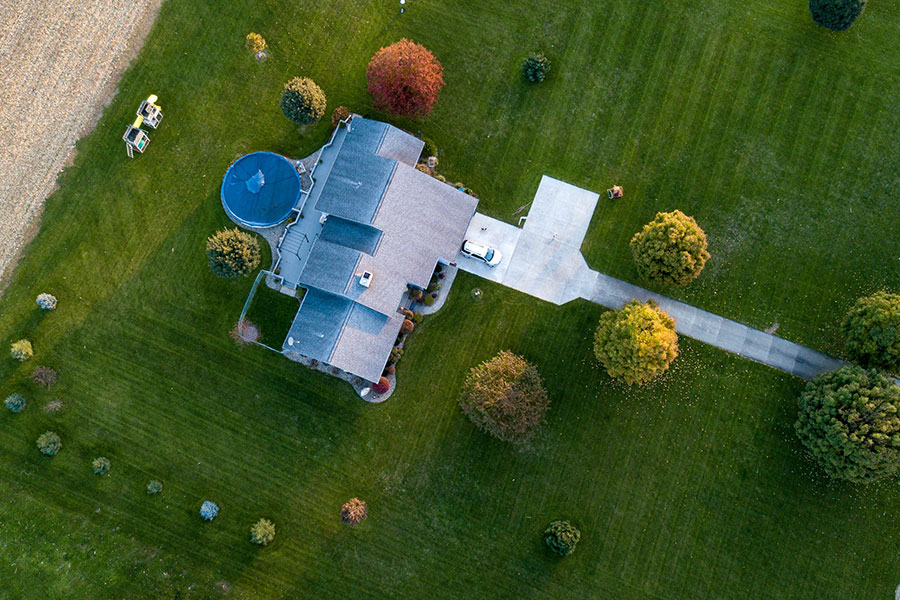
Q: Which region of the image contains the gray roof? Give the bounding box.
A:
[320,216,382,255]
[328,305,405,382]
[313,119,395,224]
[377,126,425,167]
[283,289,352,361]
[297,239,360,296]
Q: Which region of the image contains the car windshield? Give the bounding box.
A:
[484,249,494,261]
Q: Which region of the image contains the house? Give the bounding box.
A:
[222,116,478,383]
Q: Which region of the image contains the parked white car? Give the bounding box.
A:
[461,240,502,267]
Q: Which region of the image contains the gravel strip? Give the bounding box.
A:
[0,0,162,292]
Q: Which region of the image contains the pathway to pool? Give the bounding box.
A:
[457,176,846,380]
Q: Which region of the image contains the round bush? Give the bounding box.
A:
[36,431,61,456]
[459,351,549,444]
[544,520,581,556]
[280,77,327,125]
[412,313,424,324]
[10,339,33,362]
[841,291,900,373]
[809,0,866,31]
[422,137,438,159]
[341,498,368,525]
[423,295,435,306]
[796,366,900,483]
[250,518,276,545]
[200,501,219,521]
[366,39,444,118]
[408,287,423,301]
[373,376,391,394]
[522,53,551,82]
[32,365,58,388]
[593,299,678,385]
[245,32,267,54]
[630,210,710,286]
[92,456,111,475]
[400,319,415,335]
[36,293,57,310]
[5,393,26,413]
[331,105,351,128]
[206,228,261,279]
[147,480,163,495]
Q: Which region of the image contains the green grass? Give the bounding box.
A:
[1,0,900,597]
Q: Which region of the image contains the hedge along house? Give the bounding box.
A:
[221,116,478,384]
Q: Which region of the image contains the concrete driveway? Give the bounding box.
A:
[457,211,520,283]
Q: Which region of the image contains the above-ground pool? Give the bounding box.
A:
[221,151,302,228]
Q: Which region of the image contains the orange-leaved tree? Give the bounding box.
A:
[366,39,444,118]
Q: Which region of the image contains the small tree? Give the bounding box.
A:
[10,339,33,362]
[522,53,551,82]
[400,319,415,335]
[5,393,26,413]
[36,293,57,310]
[331,105,351,128]
[459,351,549,444]
[341,498,368,525]
[280,77,326,125]
[630,210,710,286]
[809,0,866,31]
[250,518,276,545]
[92,457,111,475]
[593,300,678,385]
[200,501,219,521]
[841,291,900,373]
[796,366,900,483]
[246,32,267,54]
[544,520,581,556]
[36,431,61,456]
[206,228,260,278]
[366,39,445,118]
[147,480,163,495]
[230,320,260,346]
[32,366,58,387]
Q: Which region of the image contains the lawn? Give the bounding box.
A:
[1,0,899,598]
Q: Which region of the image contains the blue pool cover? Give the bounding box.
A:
[221,151,302,228]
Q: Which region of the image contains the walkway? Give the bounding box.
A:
[458,176,846,380]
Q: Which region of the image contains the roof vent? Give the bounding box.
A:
[359,271,373,288]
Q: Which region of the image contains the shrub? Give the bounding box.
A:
[809,0,866,31]
[366,39,444,118]
[400,319,415,335]
[245,32,267,54]
[230,320,260,346]
[200,501,219,521]
[423,295,435,306]
[412,313,423,324]
[341,498,368,525]
[92,457,111,475]
[459,351,549,444]
[280,77,327,125]
[400,309,414,319]
[522,53,551,82]
[206,228,261,278]
[36,293,57,310]
[147,480,163,495]
[250,518,276,545]
[10,339,33,362]
[593,299,678,385]
[630,210,710,286]
[795,366,900,483]
[434,174,447,183]
[408,287,423,301]
[389,347,404,364]
[841,291,900,373]
[5,393,26,413]
[36,431,61,456]
[384,365,396,376]
[373,377,391,394]
[331,105,351,128]
[32,366,58,388]
[422,137,438,159]
[544,520,581,556]
[416,163,430,174]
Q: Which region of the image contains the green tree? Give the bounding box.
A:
[280,77,327,125]
[206,228,260,278]
[36,431,62,456]
[459,351,549,444]
[10,339,33,362]
[92,457,111,475]
[593,300,678,385]
[522,53,551,82]
[841,291,900,373]
[250,518,276,545]
[544,520,581,556]
[630,210,710,286]
[795,366,900,483]
[809,0,866,31]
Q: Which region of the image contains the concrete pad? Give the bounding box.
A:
[503,231,595,304]
[456,212,521,283]
[739,328,775,361]
[523,176,600,246]
[715,321,749,353]
[766,338,800,374]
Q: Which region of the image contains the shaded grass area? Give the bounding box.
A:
[1,0,900,598]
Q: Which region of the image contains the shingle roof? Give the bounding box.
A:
[283,289,352,361]
[376,126,425,167]
[328,305,405,382]
[320,216,383,256]
[297,239,360,296]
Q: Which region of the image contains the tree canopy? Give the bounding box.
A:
[593,300,678,385]
[206,228,260,279]
[630,210,710,286]
[841,291,900,373]
[459,351,549,444]
[795,366,900,484]
[366,39,444,118]
[809,0,866,31]
[280,77,327,125]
